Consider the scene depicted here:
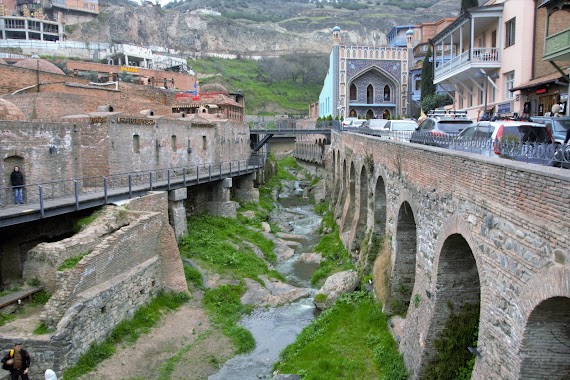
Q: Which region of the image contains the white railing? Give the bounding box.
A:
[471,47,499,63]
[435,48,499,77]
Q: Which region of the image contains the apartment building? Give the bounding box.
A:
[431,0,553,120]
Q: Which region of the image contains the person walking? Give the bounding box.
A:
[44,369,57,380]
[1,342,31,380]
[10,166,24,205]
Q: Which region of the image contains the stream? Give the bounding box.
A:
[209,180,322,380]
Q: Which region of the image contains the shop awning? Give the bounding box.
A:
[510,72,567,92]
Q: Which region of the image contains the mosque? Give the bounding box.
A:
[318,26,414,120]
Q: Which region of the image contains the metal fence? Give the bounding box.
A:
[402,132,570,167]
[0,157,265,210]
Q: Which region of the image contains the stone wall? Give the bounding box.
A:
[0,117,252,192]
[329,131,570,380]
[1,192,187,375]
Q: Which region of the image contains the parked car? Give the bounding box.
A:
[347,119,367,128]
[381,120,418,141]
[449,120,558,166]
[409,111,473,147]
[342,117,359,128]
[529,116,570,146]
[364,119,390,130]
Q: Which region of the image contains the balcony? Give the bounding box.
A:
[434,48,500,84]
[543,28,570,61]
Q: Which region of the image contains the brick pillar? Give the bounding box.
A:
[168,188,188,240]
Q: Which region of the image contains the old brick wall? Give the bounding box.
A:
[0,117,252,195]
[330,131,570,380]
[65,61,198,92]
[0,122,82,195]
[0,64,176,120]
[9,192,188,374]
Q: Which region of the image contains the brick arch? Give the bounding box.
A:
[390,191,419,315]
[350,163,370,255]
[334,157,349,222]
[516,266,570,380]
[373,169,389,238]
[420,215,482,379]
[342,161,357,238]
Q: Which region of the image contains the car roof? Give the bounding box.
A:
[478,120,545,127]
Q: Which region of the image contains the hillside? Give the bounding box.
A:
[66,0,463,58]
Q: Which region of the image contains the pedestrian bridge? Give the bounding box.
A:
[329,129,570,380]
[0,157,264,228]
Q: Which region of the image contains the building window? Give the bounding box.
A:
[133,135,140,153]
[505,71,514,99]
[468,85,473,107]
[415,79,421,91]
[367,84,374,104]
[350,84,357,101]
[384,85,391,102]
[202,136,207,150]
[458,87,464,109]
[84,3,88,8]
[171,135,177,152]
[505,18,516,47]
[479,82,484,105]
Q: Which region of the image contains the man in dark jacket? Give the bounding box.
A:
[1,342,31,380]
[10,166,24,205]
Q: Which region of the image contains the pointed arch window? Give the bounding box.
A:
[367,84,374,104]
[350,84,357,101]
[384,85,391,102]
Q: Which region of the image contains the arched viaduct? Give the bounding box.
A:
[328,130,570,380]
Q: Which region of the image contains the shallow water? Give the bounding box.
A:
[208,189,322,379]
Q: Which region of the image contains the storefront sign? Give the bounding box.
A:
[120,66,139,73]
[561,93,568,101]
[536,88,547,94]
[497,102,511,114]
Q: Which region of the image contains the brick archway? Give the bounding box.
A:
[420,215,482,379]
[516,266,570,380]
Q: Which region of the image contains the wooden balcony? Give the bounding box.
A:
[543,28,570,61]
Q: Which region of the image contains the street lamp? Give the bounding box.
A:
[475,69,499,120]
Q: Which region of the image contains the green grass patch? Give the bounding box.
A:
[157,330,212,380]
[184,264,204,290]
[275,292,407,379]
[311,210,355,286]
[179,214,279,281]
[423,302,479,380]
[33,321,55,335]
[30,290,51,306]
[74,210,103,232]
[0,285,21,297]
[188,57,324,115]
[0,313,15,327]
[203,284,255,354]
[63,290,190,380]
[57,251,92,271]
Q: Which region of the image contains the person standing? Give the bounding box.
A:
[1,342,31,380]
[10,166,24,205]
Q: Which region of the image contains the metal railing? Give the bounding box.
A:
[0,156,266,212]
[408,132,570,167]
